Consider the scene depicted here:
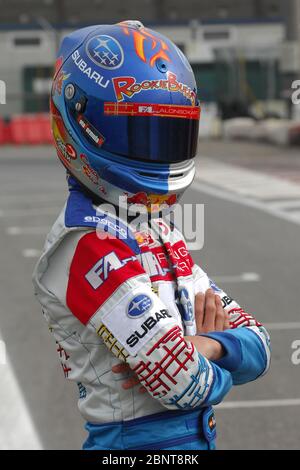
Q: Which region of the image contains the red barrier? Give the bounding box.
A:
[8,114,53,145]
[5,120,12,144]
[26,115,41,145]
[10,115,29,145]
[37,113,53,145]
[0,118,6,144]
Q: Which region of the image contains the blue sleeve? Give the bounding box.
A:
[166,352,233,409]
[202,358,233,406]
[200,326,271,385]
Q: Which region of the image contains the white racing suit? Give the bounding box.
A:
[33,186,271,450]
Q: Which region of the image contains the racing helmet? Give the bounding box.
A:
[50,20,200,211]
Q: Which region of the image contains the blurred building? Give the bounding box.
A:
[0,0,291,117]
[0,0,284,25]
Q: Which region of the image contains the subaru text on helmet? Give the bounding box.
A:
[50,20,200,211]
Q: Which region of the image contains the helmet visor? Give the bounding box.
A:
[69,97,200,164]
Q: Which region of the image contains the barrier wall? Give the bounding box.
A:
[0,114,52,145]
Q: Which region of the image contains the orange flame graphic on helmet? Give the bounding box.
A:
[120,24,171,67]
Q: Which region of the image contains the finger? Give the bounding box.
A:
[224,312,231,330]
[215,295,226,331]
[122,376,141,390]
[195,292,205,333]
[202,289,217,333]
[112,363,131,374]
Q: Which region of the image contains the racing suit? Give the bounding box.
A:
[32,184,271,450]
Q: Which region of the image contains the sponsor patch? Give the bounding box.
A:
[97,323,129,361]
[202,408,217,443]
[101,295,173,356]
[80,153,100,185]
[112,72,196,105]
[126,309,172,349]
[104,102,200,120]
[135,229,159,249]
[77,114,105,147]
[84,215,128,237]
[66,232,145,325]
[86,35,124,70]
[53,56,63,79]
[72,50,109,88]
[85,250,136,290]
[222,295,234,309]
[127,294,152,318]
[126,192,177,208]
[53,69,70,95]
[55,139,77,165]
[209,279,222,293]
[77,382,87,399]
[176,287,194,323]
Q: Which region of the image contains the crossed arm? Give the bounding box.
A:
[113,289,229,391]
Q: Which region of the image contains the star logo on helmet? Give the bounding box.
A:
[86,35,124,70]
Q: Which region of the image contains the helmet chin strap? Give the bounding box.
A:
[67,171,176,227]
[66,171,106,205]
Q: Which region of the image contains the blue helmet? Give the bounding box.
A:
[50,20,200,210]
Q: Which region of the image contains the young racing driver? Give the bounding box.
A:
[33,20,271,450]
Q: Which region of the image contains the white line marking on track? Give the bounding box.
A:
[269,199,300,211]
[193,180,300,227]
[0,207,61,217]
[217,398,300,410]
[0,193,65,204]
[264,322,300,331]
[7,226,49,235]
[22,249,41,258]
[0,187,64,196]
[0,339,43,449]
[197,158,300,200]
[0,340,5,365]
[192,156,300,226]
[212,272,261,283]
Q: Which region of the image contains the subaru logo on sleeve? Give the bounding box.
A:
[209,279,222,293]
[127,294,152,318]
[86,35,124,69]
[176,287,193,322]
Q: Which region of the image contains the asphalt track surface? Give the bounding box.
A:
[0,142,299,450]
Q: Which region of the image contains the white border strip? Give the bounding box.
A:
[0,353,43,449]
[217,398,300,409]
[193,180,300,226]
[0,207,60,218]
[264,322,300,331]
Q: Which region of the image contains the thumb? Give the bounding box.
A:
[112,363,130,373]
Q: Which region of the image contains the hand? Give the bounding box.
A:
[112,363,146,393]
[195,289,230,334]
[185,335,224,361]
